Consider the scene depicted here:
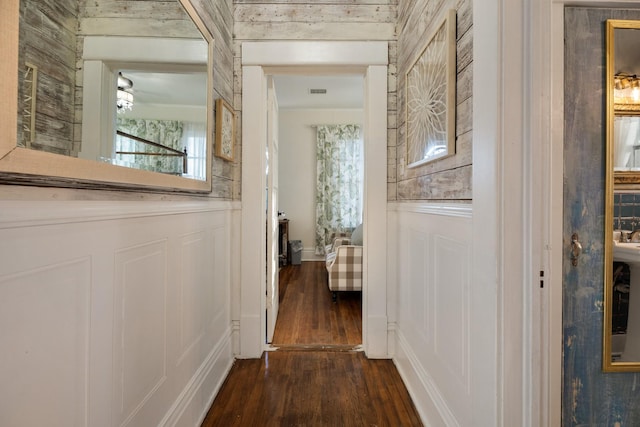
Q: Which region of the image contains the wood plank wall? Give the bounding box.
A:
[396,0,472,200]
[232,0,398,201]
[18,0,78,156]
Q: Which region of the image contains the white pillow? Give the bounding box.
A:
[351,223,363,246]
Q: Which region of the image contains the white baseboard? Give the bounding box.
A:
[301,248,323,262]
[394,330,459,427]
[161,328,234,427]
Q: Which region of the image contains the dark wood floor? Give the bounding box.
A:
[200,351,423,426]
[200,261,423,426]
[272,261,362,348]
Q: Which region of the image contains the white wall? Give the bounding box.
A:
[278,108,363,261]
[391,202,473,426]
[0,200,234,427]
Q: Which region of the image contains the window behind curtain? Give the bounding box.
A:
[315,124,363,255]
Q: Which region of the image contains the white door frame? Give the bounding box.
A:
[529,0,569,424]
[474,0,567,423]
[239,41,388,358]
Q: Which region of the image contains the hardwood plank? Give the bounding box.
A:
[200,351,423,426]
[272,261,362,347]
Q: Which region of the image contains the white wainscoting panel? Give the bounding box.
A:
[392,202,472,427]
[0,200,234,427]
[178,231,209,363]
[0,258,91,427]
[114,240,169,426]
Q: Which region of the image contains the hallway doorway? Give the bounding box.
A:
[239,41,388,358]
[272,262,362,349]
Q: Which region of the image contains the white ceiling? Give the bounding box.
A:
[122,72,363,110]
[273,75,364,109]
[122,70,207,107]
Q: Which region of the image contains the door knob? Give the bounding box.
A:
[571,233,582,267]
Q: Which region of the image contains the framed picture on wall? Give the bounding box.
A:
[406,9,457,168]
[215,97,235,161]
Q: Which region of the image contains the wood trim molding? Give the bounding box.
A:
[241,41,388,66]
[389,201,473,218]
[0,200,232,229]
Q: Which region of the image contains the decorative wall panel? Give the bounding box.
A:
[178,231,209,362]
[433,234,469,391]
[393,203,472,426]
[0,258,90,427]
[0,201,234,427]
[114,240,168,426]
[407,232,430,340]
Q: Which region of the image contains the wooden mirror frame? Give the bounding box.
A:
[0,0,213,193]
[604,18,640,372]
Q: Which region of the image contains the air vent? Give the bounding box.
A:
[309,88,327,94]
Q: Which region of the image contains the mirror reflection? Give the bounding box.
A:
[112,69,207,180]
[606,20,640,370]
[17,0,208,181]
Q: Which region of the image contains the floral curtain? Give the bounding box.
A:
[315,124,363,255]
[116,118,184,174]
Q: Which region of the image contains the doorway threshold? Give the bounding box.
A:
[266,344,364,352]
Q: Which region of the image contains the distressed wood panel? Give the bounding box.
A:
[193,0,237,198]
[234,22,395,40]
[395,0,472,201]
[18,0,77,153]
[234,0,393,4]
[78,18,200,37]
[79,1,189,18]
[397,128,472,181]
[457,25,472,74]
[235,4,396,23]
[397,164,471,200]
[563,7,640,426]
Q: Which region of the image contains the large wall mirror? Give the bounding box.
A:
[0,0,213,192]
[605,19,640,371]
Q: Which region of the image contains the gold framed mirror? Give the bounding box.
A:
[605,19,640,371]
[0,0,213,193]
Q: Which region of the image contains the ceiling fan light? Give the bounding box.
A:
[117,72,133,90]
[117,89,134,112]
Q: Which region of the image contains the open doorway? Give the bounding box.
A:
[270,74,365,348]
[239,41,389,359]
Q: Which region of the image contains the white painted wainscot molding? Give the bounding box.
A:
[390,202,473,427]
[0,200,234,427]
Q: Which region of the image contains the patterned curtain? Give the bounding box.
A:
[315,124,363,255]
[116,118,184,174]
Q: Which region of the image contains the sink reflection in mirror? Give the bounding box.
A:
[605,20,640,371]
[610,191,640,364]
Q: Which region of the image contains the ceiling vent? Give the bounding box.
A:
[309,88,327,94]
